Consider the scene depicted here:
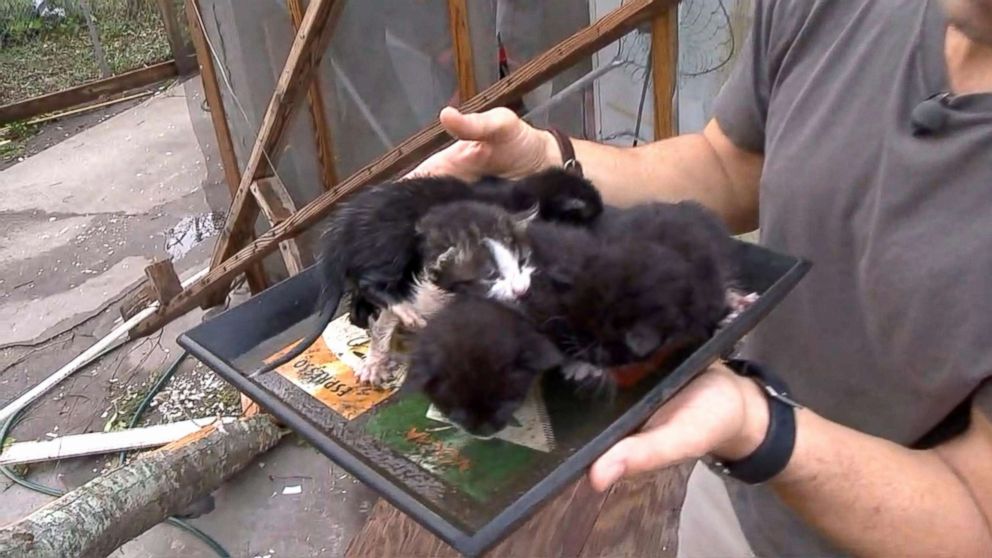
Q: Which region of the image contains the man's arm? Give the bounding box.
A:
[571,119,763,234]
[411,108,764,235]
[772,403,992,557]
[589,364,992,557]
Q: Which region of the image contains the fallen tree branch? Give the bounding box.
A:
[0,415,284,558]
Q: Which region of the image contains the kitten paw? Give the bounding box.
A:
[561,361,604,382]
[357,353,403,385]
[721,290,759,326]
[390,302,427,329]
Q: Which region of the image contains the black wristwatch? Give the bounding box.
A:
[706,359,803,485]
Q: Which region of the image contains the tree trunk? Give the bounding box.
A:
[0,415,284,558]
[78,0,112,78]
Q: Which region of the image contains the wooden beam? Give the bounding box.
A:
[251,177,307,276]
[0,61,178,125]
[185,0,239,198]
[130,0,672,337]
[144,260,183,304]
[287,0,339,191]
[25,90,154,126]
[651,5,679,140]
[206,0,345,303]
[447,0,478,102]
[185,0,270,295]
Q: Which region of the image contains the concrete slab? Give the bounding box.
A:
[0,256,150,346]
[0,92,207,217]
[0,79,374,557]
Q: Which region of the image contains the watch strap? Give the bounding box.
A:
[710,359,801,484]
[547,127,584,177]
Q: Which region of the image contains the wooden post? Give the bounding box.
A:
[156,0,196,74]
[447,0,477,102]
[205,0,345,309]
[251,176,308,276]
[144,260,183,304]
[651,5,679,140]
[287,0,339,191]
[184,0,269,295]
[129,0,673,338]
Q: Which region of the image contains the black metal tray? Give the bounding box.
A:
[178,240,809,557]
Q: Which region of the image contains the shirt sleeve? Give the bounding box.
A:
[711,0,806,153]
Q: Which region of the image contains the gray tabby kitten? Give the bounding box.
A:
[356,201,538,384]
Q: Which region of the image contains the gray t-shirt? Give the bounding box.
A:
[711,0,992,555]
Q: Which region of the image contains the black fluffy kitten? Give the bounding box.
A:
[475,168,603,225]
[252,171,600,377]
[407,295,563,437]
[595,201,736,324]
[523,220,722,370]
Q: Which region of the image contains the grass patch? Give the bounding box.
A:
[0,0,170,105]
[0,119,38,159]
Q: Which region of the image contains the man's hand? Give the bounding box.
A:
[408,107,560,180]
[588,362,770,491]
[590,362,992,557]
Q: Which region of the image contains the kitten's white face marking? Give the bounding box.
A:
[483,238,534,301]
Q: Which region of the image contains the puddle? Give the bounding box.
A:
[164,213,225,260]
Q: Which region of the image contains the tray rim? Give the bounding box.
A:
[178,247,811,557]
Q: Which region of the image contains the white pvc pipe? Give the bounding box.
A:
[0,267,210,424]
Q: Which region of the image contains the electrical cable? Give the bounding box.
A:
[118,351,188,465]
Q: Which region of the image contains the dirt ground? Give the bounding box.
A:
[0,78,374,557]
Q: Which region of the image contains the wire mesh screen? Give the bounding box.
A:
[0,0,172,105]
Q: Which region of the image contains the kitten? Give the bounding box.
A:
[522,220,726,377]
[475,168,604,225]
[357,201,539,385]
[416,200,537,300]
[406,295,563,438]
[595,201,737,317]
[251,171,601,378]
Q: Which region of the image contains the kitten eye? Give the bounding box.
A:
[485,268,500,280]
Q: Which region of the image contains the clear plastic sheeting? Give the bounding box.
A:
[318,1,456,178]
[186,0,752,271]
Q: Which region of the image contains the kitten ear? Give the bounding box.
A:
[512,204,541,229]
[625,322,661,358]
[427,246,458,281]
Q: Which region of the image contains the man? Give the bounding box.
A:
[412,0,992,555]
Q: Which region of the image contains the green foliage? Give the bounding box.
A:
[0,0,84,47]
[0,120,38,160]
[0,0,170,105]
[4,119,37,139]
